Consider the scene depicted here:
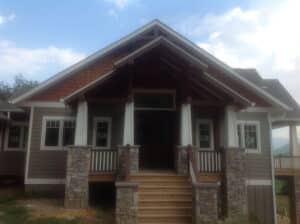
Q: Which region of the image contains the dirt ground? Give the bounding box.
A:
[17,199,115,224]
[0,184,115,224]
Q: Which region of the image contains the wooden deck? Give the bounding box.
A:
[274,156,300,177]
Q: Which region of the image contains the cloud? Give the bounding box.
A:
[0,40,86,82]
[176,0,300,103]
[103,0,137,9]
[0,13,15,25]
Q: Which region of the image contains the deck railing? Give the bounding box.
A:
[274,156,300,170]
[196,150,222,174]
[90,150,117,173]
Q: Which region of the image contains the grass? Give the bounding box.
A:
[0,196,83,224]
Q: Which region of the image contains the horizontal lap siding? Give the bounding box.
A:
[237,112,272,180]
[0,152,25,176]
[248,186,274,224]
[88,103,124,148]
[28,107,73,179]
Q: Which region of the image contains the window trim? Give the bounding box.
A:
[236,120,261,154]
[40,116,76,151]
[4,122,28,151]
[92,117,112,150]
[195,119,214,151]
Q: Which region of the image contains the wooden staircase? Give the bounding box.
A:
[130,171,193,224]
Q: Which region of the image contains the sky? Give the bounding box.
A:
[0,0,299,142]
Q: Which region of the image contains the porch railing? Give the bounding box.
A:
[196,150,222,174]
[90,150,117,173]
[274,156,300,170]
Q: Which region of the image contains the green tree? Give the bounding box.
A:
[0,75,38,101]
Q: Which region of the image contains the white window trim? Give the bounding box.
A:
[93,117,112,150]
[195,119,214,151]
[133,89,176,111]
[236,120,261,154]
[4,122,28,151]
[40,116,75,151]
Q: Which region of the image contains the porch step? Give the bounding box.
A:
[132,172,193,224]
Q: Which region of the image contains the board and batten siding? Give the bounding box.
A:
[236,112,272,180]
[248,186,274,224]
[27,104,124,179]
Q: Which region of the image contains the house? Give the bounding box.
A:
[1,20,300,224]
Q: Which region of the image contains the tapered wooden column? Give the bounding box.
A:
[177,100,193,175]
[224,105,238,148]
[289,124,300,156]
[75,100,88,146]
[123,100,134,145]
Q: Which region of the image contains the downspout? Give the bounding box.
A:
[268,112,277,224]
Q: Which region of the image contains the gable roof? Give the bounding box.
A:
[10,20,291,110]
[235,68,300,124]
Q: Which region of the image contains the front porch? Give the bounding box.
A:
[60,40,251,223]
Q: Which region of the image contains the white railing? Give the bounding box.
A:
[90,150,117,173]
[196,150,222,173]
[274,156,300,170]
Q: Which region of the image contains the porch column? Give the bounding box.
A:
[289,124,300,156]
[225,105,238,148]
[177,101,193,175]
[75,100,88,146]
[65,100,90,209]
[123,100,134,145]
[118,100,138,178]
[180,102,193,146]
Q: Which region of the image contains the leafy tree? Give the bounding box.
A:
[0,75,39,101]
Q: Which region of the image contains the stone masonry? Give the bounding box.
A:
[224,147,248,217]
[64,146,91,209]
[117,145,139,179]
[193,183,219,224]
[177,146,189,175]
[115,182,138,224]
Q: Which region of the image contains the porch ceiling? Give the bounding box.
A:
[62,40,252,107]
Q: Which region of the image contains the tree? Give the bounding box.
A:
[0,75,39,101]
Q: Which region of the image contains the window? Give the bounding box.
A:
[41,117,75,150]
[93,117,112,149]
[134,89,176,110]
[196,119,214,150]
[237,121,261,153]
[5,123,28,151]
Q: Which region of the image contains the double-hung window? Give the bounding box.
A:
[196,119,214,150]
[41,117,76,150]
[5,123,28,151]
[237,121,261,153]
[93,117,112,149]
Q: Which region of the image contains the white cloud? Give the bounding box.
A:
[177,0,300,103]
[0,40,86,82]
[0,13,15,25]
[104,0,136,9]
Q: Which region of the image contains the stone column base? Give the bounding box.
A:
[116,182,138,224]
[193,183,219,224]
[117,145,139,180]
[177,146,189,175]
[64,146,91,209]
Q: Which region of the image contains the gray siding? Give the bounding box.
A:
[28,104,124,179]
[0,151,25,176]
[28,107,74,179]
[237,112,272,180]
[248,185,274,224]
[88,103,124,149]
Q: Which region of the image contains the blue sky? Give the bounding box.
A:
[0,0,299,141]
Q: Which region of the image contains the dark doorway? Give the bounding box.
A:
[135,110,175,170]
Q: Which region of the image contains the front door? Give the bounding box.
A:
[135,111,175,170]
